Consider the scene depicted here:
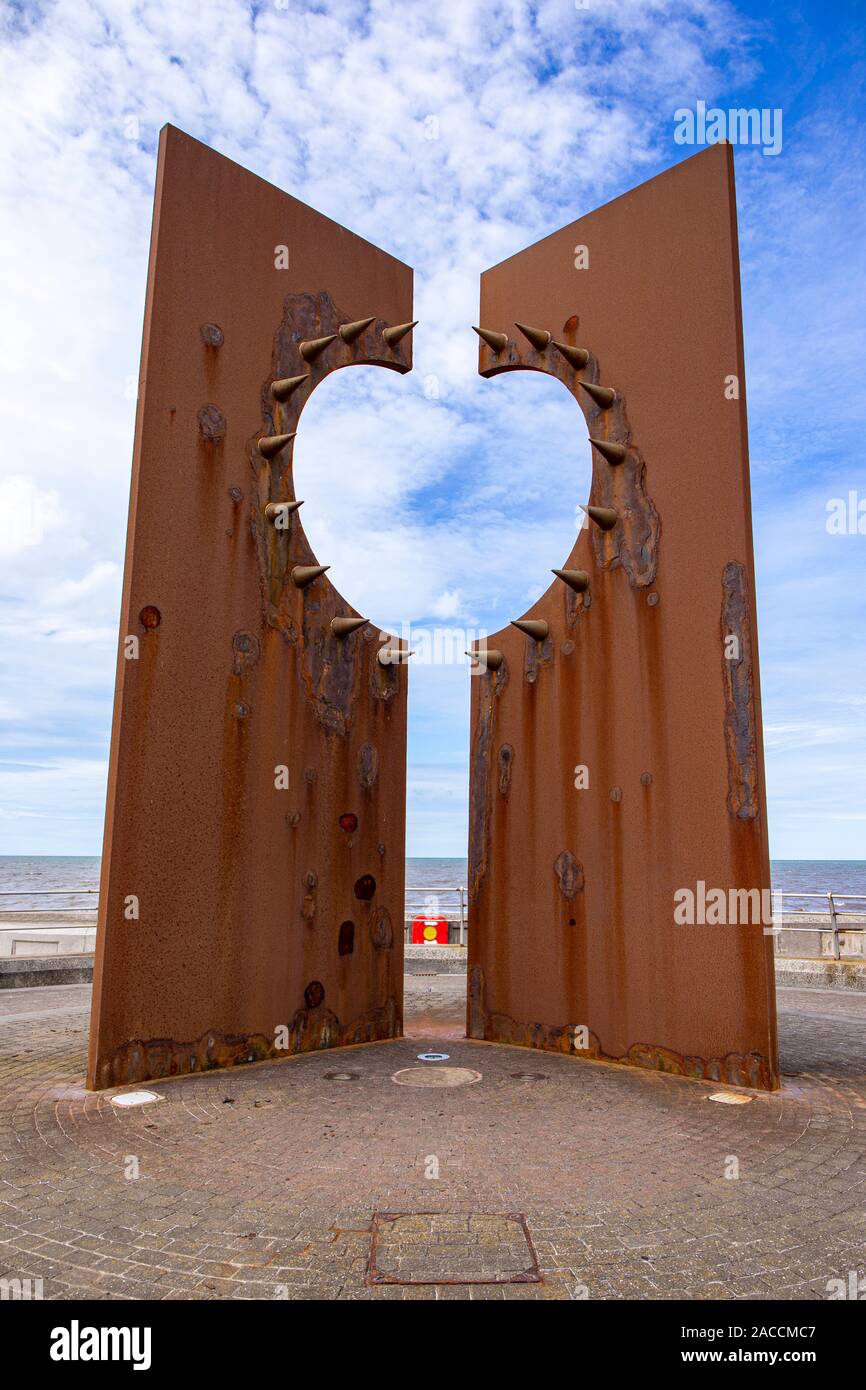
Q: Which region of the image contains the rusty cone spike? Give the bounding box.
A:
[589,436,627,465]
[299,334,337,362]
[377,647,414,666]
[271,374,308,402]
[552,568,590,593]
[511,619,549,641]
[339,317,375,344]
[581,504,618,531]
[383,321,417,347]
[291,564,329,588]
[331,616,369,638]
[579,380,616,409]
[473,326,508,354]
[258,432,297,458]
[515,322,551,351]
[265,500,303,523]
[466,649,504,671]
[553,341,590,369]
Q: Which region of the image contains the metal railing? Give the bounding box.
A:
[2,886,865,961]
[769,891,866,961]
[0,889,99,959]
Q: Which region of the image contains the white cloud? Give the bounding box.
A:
[0,0,862,858]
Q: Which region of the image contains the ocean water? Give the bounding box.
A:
[1,856,865,913]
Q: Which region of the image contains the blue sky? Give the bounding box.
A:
[0,0,864,859]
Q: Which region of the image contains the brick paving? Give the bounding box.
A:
[0,978,864,1301]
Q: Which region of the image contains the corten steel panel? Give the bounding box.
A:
[467,145,779,1090]
[88,126,412,1089]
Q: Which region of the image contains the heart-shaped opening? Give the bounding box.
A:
[293,359,592,856]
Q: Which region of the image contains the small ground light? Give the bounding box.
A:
[707,1091,753,1105]
[417,1052,449,1062]
[110,1090,163,1108]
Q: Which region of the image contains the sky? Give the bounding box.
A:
[0,0,864,860]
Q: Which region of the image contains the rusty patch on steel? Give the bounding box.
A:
[497,743,513,794]
[370,906,394,950]
[357,741,379,790]
[354,873,376,901]
[468,660,509,905]
[94,994,402,1089]
[197,403,226,443]
[524,633,554,683]
[721,560,759,821]
[231,630,260,674]
[368,1212,541,1286]
[468,966,773,1088]
[553,850,584,898]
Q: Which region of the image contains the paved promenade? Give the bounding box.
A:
[0,979,864,1300]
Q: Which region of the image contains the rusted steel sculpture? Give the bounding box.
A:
[88,126,412,1088]
[468,145,780,1090]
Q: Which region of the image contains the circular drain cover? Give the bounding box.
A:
[324,1071,360,1082]
[510,1073,548,1081]
[111,1090,163,1108]
[392,1067,482,1088]
[417,1051,449,1062]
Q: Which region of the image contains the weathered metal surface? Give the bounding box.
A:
[88,126,412,1089]
[467,145,779,1090]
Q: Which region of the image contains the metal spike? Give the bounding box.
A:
[515,322,551,351]
[339,317,375,344]
[552,568,590,593]
[258,432,297,458]
[271,375,308,402]
[299,334,337,362]
[291,564,329,588]
[377,646,415,666]
[465,649,504,672]
[581,505,618,531]
[265,500,303,524]
[473,326,508,354]
[553,341,590,369]
[331,616,369,638]
[383,321,417,347]
[589,436,627,465]
[579,380,616,409]
[511,619,549,641]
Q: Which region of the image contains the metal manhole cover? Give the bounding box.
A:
[391,1067,481,1088]
[417,1051,449,1062]
[369,1212,540,1285]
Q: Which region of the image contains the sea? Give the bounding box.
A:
[1,857,866,913]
